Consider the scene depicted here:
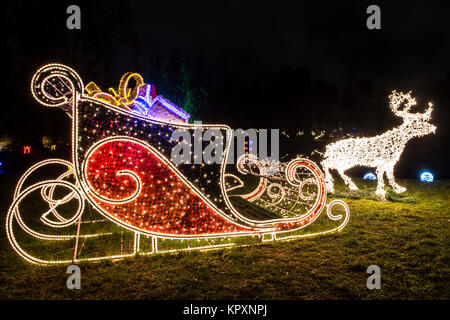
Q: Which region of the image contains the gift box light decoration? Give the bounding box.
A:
[322,90,436,199]
[6,64,349,264]
[85,72,189,124]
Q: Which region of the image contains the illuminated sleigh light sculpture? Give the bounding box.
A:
[6,64,350,265]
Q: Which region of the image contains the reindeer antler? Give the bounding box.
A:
[422,101,434,120]
[389,90,417,118]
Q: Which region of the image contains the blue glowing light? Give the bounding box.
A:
[133,84,153,114]
[420,171,434,183]
[363,172,377,180]
[131,84,190,122]
[153,96,190,121]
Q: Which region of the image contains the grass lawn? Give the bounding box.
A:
[0,172,449,299]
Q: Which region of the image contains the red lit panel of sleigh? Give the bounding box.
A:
[6,64,349,264]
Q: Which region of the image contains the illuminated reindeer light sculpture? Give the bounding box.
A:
[322,91,436,199]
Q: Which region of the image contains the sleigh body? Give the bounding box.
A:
[6,64,349,264]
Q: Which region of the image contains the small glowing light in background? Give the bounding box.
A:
[363,172,377,180]
[420,171,434,183]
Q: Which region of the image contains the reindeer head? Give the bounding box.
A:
[389,90,437,137]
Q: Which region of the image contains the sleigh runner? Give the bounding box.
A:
[6,64,350,264]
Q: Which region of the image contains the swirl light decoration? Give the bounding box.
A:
[322,91,436,200]
[234,155,335,223]
[6,64,349,264]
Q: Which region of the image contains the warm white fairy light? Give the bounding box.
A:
[236,154,331,224]
[322,90,436,199]
[6,63,350,265]
[224,174,244,192]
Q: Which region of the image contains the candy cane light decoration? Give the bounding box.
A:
[322,91,436,199]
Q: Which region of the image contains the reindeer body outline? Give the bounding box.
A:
[321,91,436,199]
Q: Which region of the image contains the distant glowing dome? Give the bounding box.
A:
[363,172,377,180]
[420,171,434,183]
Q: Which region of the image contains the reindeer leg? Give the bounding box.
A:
[386,166,406,193]
[322,162,335,193]
[375,167,386,200]
[337,168,358,190]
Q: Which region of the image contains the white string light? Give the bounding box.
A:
[322,90,436,199]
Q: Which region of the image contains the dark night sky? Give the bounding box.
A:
[5,1,450,97]
[125,0,450,90]
[3,0,450,177]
